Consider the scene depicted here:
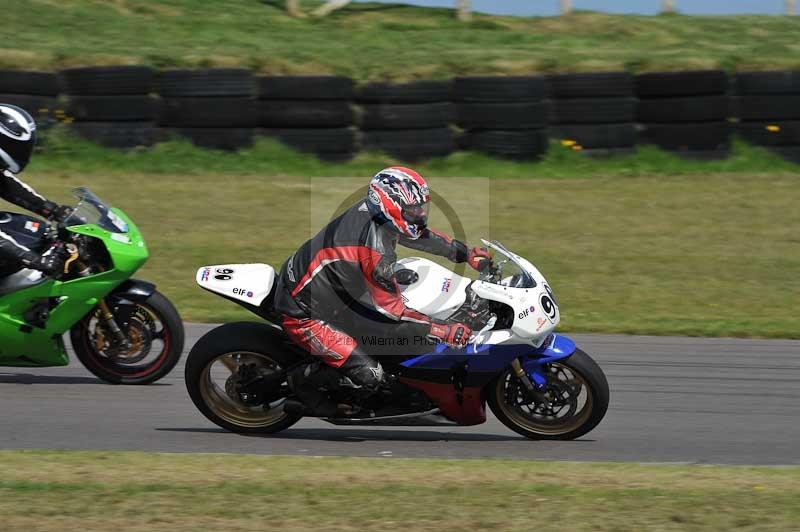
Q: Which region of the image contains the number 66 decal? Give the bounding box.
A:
[215,268,234,281]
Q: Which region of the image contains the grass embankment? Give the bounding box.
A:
[1,451,798,531]
[19,136,800,338]
[6,1,800,77]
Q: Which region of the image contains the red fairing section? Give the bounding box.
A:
[400,377,486,426]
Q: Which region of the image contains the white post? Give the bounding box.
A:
[313,0,352,17]
[560,0,572,15]
[787,0,797,15]
[661,1,676,13]
[456,0,471,22]
[286,0,303,17]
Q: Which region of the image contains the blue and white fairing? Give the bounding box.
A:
[397,239,575,377]
[400,333,576,374]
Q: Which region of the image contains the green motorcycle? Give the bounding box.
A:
[0,187,183,384]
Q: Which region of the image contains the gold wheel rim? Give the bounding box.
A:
[496,361,593,436]
[198,351,289,428]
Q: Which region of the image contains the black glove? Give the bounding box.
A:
[52,205,74,223]
[21,247,65,276]
[42,201,73,223]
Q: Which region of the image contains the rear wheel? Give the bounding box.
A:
[70,291,184,385]
[185,322,302,434]
[487,349,609,440]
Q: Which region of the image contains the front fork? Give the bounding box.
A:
[97,299,131,348]
[66,245,130,348]
[510,358,539,392]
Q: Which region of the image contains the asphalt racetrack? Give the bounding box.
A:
[1,324,798,465]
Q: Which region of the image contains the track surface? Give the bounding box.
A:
[1,324,798,465]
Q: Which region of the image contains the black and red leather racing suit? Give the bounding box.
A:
[0,169,58,275]
[274,200,469,386]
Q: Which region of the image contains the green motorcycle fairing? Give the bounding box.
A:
[0,208,148,367]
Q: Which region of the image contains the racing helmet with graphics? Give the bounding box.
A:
[366,167,430,239]
[0,104,37,173]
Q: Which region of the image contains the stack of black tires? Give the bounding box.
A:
[0,70,60,129]
[455,77,548,160]
[548,72,636,155]
[358,81,453,161]
[637,70,730,158]
[258,76,356,161]
[158,69,256,151]
[62,66,157,148]
[735,71,800,164]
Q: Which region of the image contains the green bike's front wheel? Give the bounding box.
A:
[70,291,184,384]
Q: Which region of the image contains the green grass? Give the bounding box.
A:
[6,1,800,77]
[16,133,800,338]
[31,127,800,178]
[1,451,799,531]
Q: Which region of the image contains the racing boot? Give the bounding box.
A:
[284,362,341,417]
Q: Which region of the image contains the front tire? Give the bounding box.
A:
[70,290,184,385]
[184,322,302,434]
[488,349,609,440]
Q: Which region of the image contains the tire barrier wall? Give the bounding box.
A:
[259,76,356,161]
[734,71,800,164]
[357,80,453,161]
[549,72,636,155]
[62,66,159,148]
[636,70,730,159]
[2,67,800,162]
[0,70,60,129]
[157,68,256,150]
[455,76,548,160]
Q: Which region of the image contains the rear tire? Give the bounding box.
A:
[185,322,302,434]
[488,349,609,440]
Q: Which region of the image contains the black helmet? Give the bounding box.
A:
[0,104,37,173]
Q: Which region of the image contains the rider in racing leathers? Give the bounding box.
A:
[273,166,492,416]
[0,104,72,278]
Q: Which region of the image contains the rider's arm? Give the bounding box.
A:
[0,229,32,263]
[361,250,472,347]
[0,169,59,218]
[401,229,492,272]
[0,230,61,275]
[399,228,469,263]
[359,245,431,325]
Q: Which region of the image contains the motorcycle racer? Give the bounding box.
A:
[0,104,72,277]
[274,166,492,416]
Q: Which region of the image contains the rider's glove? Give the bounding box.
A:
[41,201,73,223]
[20,247,65,277]
[428,321,472,348]
[467,247,492,272]
[52,205,74,223]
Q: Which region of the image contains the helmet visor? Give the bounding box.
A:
[401,202,429,228]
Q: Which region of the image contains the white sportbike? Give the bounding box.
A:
[185,240,609,440]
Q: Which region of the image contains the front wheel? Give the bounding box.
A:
[487,349,609,440]
[70,290,185,384]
